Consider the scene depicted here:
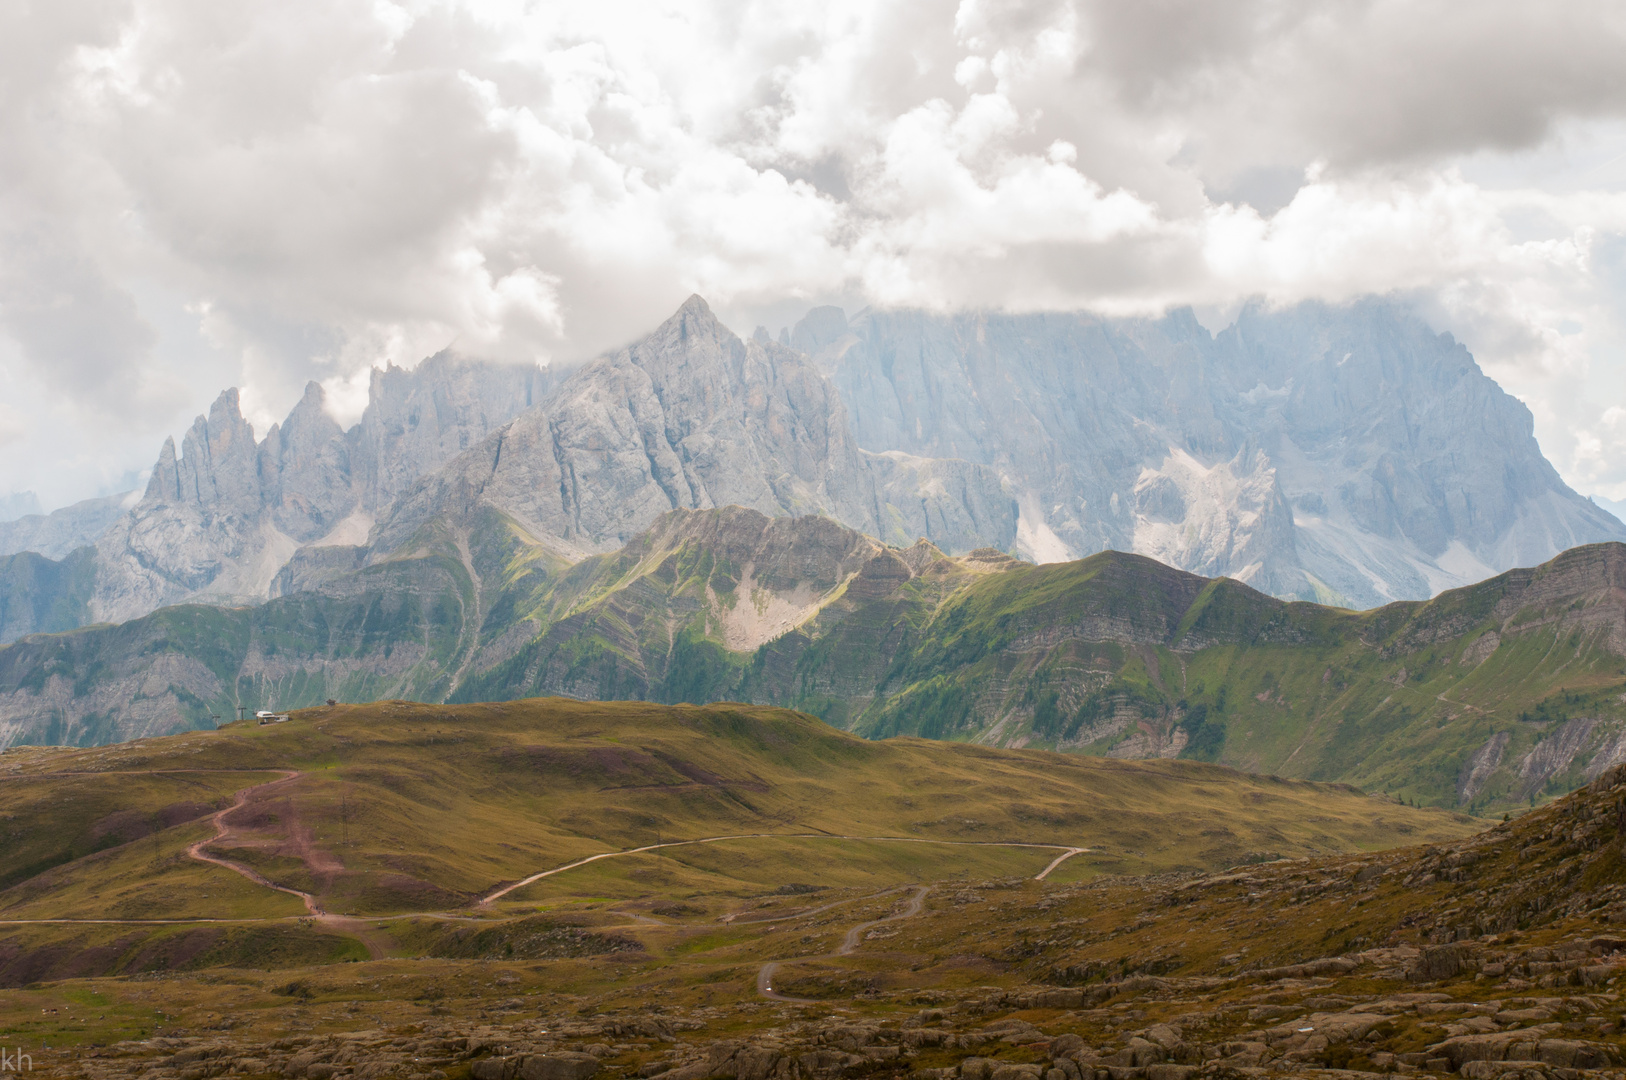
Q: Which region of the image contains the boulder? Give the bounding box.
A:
[1143,1067,1197,1080]
[520,1053,604,1080]
[1536,1038,1617,1069]
[959,1058,997,1080]
[988,1066,1042,1080]
[1049,1035,1086,1059]
[1411,944,1469,981]
[798,1050,865,1079]
[1434,1033,1522,1069]
[733,1048,783,1080]
[904,1030,949,1048]
[1106,1038,1163,1068]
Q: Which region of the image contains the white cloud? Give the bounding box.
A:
[2,0,1626,507]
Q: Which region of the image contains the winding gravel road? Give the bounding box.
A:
[756,885,933,1004]
[1,770,1089,970]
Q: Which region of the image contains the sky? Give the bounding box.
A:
[4,0,1626,513]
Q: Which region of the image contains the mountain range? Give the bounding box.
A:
[4,294,1618,646]
[795,299,1623,605]
[1,294,1624,806]
[6,487,1626,812]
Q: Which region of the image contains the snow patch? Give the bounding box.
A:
[1015,494,1072,564]
[1239,380,1291,405]
[1129,444,1281,580]
[308,509,374,548]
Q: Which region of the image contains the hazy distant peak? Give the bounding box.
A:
[0,492,43,523]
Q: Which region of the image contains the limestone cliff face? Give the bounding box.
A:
[362,296,1016,566]
[0,495,131,561]
[88,357,555,626]
[93,390,275,623]
[9,293,1621,641]
[798,299,1625,607]
[353,356,556,511]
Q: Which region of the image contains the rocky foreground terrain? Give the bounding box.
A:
[27,753,1626,1080]
[65,977,1626,1080]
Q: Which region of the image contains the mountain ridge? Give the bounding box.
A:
[4,293,1615,650]
[798,297,1624,606]
[7,499,1626,811]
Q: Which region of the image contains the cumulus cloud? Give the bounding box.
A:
[2,0,1626,506]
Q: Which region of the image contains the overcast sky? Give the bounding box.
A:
[4,0,1626,512]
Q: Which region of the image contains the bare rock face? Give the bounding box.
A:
[87,358,555,627]
[800,299,1626,607]
[0,494,132,560]
[93,390,275,623]
[365,297,1016,563]
[9,292,1620,644]
[354,353,557,510]
[258,382,354,542]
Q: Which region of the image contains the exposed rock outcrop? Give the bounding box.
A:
[799,299,1626,606]
[87,356,557,626]
[360,297,1015,569]
[0,492,131,560]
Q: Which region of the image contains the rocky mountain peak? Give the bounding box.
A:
[5,293,1619,648]
[799,297,1625,607]
[358,295,1016,574]
[142,437,180,501]
[790,305,849,354]
[73,355,557,629]
[175,387,259,513]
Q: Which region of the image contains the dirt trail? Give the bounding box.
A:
[838,884,929,954]
[183,770,388,960]
[756,885,932,1004]
[1034,847,1086,880]
[8,770,1085,969]
[482,834,1088,906]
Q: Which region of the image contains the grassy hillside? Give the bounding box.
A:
[13,711,1626,1080]
[844,542,1626,813]
[0,697,1475,986]
[0,698,1472,910]
[8,507,1626,811]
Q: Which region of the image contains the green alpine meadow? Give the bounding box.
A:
[7,503,1626,813]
